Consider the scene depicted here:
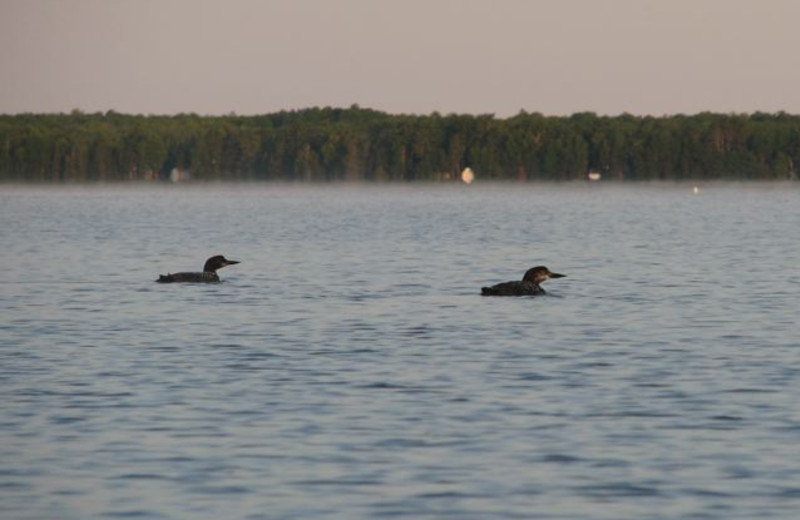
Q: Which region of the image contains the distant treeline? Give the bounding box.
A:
[1,106,798,182]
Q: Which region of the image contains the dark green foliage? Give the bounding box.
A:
[1,108,798,182]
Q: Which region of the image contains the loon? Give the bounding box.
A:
[481,266,565,296]
[156,255,240,283]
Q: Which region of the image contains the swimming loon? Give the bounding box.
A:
[156,255,240,283]
[481,266,565,296]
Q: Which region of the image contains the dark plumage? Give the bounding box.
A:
[481,266,565,296]
[156,255,240,283]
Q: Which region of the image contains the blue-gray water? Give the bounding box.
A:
[1,183,799,519]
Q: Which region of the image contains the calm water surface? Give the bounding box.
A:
[1,183,799,519]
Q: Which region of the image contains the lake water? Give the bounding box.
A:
[1,182,799,519]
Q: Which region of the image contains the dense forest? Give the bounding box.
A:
[1,107,798,182]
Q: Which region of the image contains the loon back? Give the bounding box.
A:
[481,281,546,296]
[157,272,220,283]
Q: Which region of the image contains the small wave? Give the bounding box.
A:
[576,481,664,498]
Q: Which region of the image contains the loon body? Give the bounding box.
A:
[481,266,565,296]
[157,255,240,283]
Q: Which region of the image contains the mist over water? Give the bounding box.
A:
[1,183,799,519]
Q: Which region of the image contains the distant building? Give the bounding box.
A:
[461,167,475,184]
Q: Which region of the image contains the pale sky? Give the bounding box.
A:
[2,0,799,117]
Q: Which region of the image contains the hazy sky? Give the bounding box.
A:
[2,0,800,117]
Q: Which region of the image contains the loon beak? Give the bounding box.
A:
[224,259,240,266]
[548,272,565,278]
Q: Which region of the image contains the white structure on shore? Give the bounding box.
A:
[461,167,475,184]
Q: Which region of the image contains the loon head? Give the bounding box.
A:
[203,255,240,273]
[522,266,566,284]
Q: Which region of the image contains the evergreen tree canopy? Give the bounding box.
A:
[1,108,798,182]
